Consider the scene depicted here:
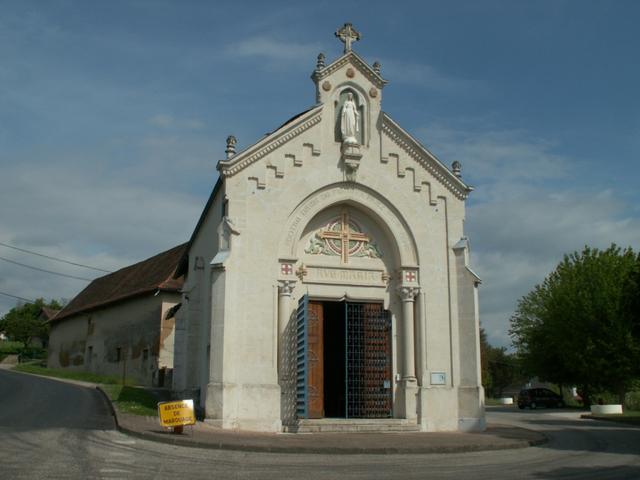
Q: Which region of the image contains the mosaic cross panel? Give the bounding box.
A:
[305,212,382,263]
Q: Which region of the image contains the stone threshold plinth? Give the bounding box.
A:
[285,418,420,433]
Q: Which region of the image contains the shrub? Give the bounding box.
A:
[625,391,640,411]
[0,340,25,354]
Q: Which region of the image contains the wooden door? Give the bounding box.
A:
[307,301,324,418]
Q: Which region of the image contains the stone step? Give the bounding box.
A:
[285,418,421,433]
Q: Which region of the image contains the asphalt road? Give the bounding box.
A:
[1,369,640,479]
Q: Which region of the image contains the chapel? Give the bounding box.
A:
[172,24,485,433]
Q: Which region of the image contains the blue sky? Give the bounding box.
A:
[1,1,639,347]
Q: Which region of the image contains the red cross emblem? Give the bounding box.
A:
[281,263,293,275]
[406,271,417,282]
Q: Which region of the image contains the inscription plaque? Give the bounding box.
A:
[304,265,386,287]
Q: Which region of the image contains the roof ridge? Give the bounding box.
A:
[53,243,187,322]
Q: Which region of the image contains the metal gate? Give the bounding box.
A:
[296,298,392,419]
[296,295,309,419]
[346,303,392,418]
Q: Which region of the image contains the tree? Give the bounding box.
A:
[480,327,526,397]
[510,245,640,406]
[487,348,522,398]
[0,298,63,346]
[622,257,640,345]
[479,327,494,395]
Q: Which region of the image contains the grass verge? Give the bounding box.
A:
[13,363,124,384]
[586,411,640,426]
[12,364,159,417]
[100,384,159,416]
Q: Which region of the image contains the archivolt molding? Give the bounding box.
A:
[218,108,322,178]
[279,183,418,267]
[381,114,472,201]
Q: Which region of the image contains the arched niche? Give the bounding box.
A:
[298,205,393,271]
[279,183,419,268]
[333,84,369,146]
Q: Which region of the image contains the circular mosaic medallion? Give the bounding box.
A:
[322,81,331,91]
[369,87,378,98]
[346,67,355,78]
[324,218,367,257]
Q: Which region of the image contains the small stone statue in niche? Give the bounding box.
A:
[340,92,360,145]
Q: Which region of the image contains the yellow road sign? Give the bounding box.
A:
[158,399,196,428]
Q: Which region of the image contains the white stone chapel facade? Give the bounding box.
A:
[172,24,485,433]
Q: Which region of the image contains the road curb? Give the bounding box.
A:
[96,386,548,455]
[110,413,548,455]
[7,368,548,455]
[95,385,119,429]
[114,424,546,455]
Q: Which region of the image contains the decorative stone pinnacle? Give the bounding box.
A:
[225,135,237,159]
[316,53,326,70]
[335,22,361,54]
[373,61,381,75]
[452,161,462,178]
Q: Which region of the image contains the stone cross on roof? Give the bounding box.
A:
[335,23,361,54]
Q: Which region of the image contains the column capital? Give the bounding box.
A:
[278,279,296,296]
[397,285,420,302]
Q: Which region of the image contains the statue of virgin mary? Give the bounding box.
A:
[340,92,360,145]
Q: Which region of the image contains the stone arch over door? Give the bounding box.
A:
[278,183,420,423]
[279,183,418,268]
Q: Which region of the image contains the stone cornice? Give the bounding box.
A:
[218,106,323,178]
[381,113,473,201]
[312,52,387,89]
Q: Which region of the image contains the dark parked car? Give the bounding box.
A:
[517,388,565,409]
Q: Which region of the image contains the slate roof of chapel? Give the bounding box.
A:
[52,243,187,322]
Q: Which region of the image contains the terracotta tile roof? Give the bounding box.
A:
[53,243,187,322]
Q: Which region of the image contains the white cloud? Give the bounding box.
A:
[379,59,484,93]
[225,35,321,65]
[0,162,206,317]
[418,123,570,181]
[419,122,640,348]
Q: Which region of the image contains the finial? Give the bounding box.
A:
[316,53,326,70]
[335,22,361,54]
[225,135,237,159]
[452,161,462,178]
[373,61,381,75]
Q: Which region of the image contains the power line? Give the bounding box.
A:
[0,255,93,282]
[0,291,35,303]
[0,241,112,273]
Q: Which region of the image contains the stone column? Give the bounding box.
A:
[397,285,420,419]
[398,286,419,379]
[277,280,296,374]
[277,279,296,424]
